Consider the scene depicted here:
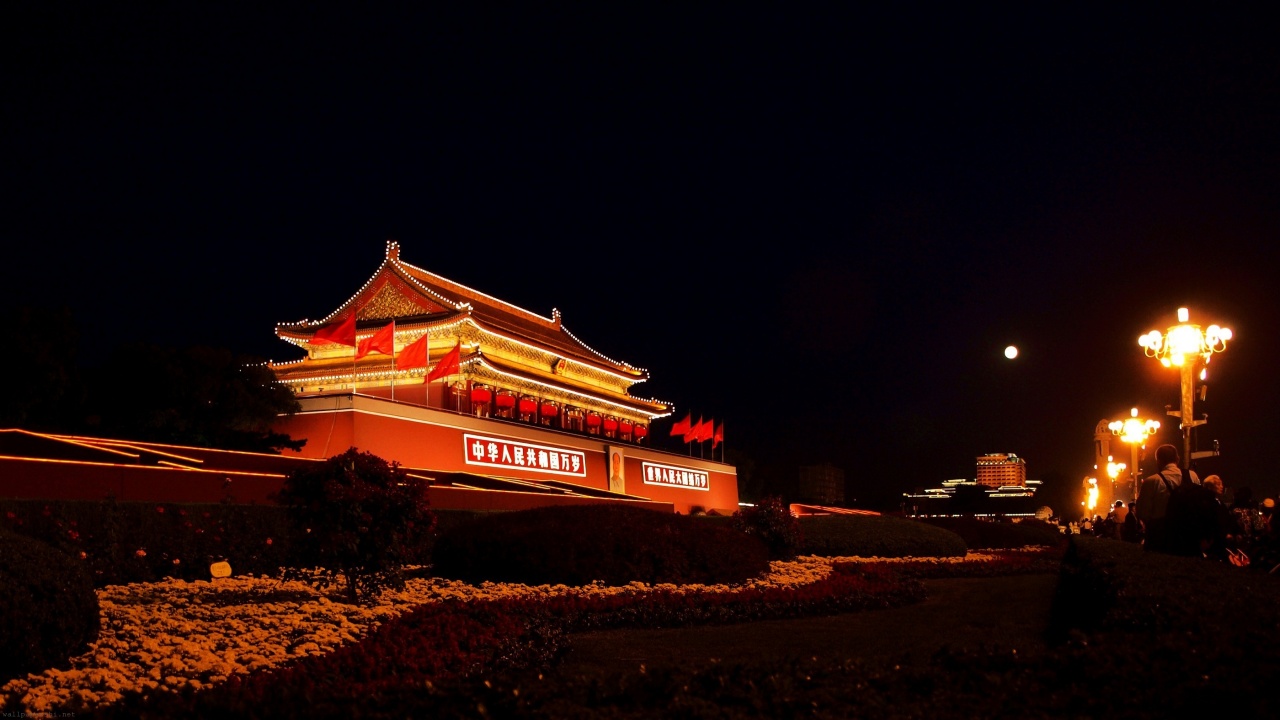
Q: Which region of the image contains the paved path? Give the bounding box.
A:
[557,574,1059,674]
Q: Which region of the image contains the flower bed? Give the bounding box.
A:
[405,540,1271,720]
[2,549,1060,716]
[838,546,1065,578]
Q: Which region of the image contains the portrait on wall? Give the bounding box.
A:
[608,445,626,494]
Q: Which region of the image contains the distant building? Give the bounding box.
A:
[901,452,1039,517]
[975,453,1027,488]
[796,463,845,505]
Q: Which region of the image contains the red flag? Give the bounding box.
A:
[426,341,461,382]
[712,422,724,448]
[312,314,356,346]
[684,415,703,443]
[697,417,715,442]
[670,413,691,438]
[355,321,394,360]
[398,333,429,370]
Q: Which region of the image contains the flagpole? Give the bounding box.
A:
[448,333,460,410]
[389,321,396,402]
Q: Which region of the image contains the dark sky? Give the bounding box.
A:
[6,6,1280,507]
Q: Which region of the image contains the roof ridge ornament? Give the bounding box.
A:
[386,239,401,261]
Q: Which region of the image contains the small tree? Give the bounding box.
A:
[88,343,305,453]
[731,495,802,560]
[275,449,433,602]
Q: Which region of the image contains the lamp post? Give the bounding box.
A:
[1109,408,1159,502]
[1082,476,1099,518]
[1138,307,1232,473]
[1105,458,1126,505]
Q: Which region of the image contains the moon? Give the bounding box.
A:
[1004,345,1018,359]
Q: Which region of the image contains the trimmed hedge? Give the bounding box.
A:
[1,499,295,586]
[1054,535,1280,637]
[0,500,485,586]
[432,504,771,586]
[0,528,100,683]
[917,516,1066,549]
[797,515,968,558]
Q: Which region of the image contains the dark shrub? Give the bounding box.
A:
[731,496,803,560]
[0,528,100,682]
[918,516,1066,549]
[406,509,492,572]
[432,503,770,586]
[274,448,434,602]
[1,499,296,586]
[798,515,968,557]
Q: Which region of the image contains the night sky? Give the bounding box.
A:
[6,7,1280,508]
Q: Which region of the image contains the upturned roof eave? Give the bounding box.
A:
[391,250,647,376]
[273,241,652,381]
[469,353,669,419]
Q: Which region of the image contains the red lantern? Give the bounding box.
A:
[540,403,559,417]
[495,393,516,409]
[518,398,537,414]
[586,414,602,427]
[470,388,492,403]
[603,417,618,431]
[634,425,648,439]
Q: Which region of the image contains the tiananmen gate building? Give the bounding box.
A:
[269,240,737,514]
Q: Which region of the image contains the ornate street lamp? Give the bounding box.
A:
[1100,457,1126,512]
[1105,459,1127,482]
[1109,408,1159,502]
[1082,476,1099,518]
[1138,307,1232,472]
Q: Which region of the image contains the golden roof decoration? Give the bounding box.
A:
[360,280,430,320]
[277,240,650,380]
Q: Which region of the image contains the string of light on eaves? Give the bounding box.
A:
[277,358,666,421]
[471,358,670,420]
[452,324,666,403]
[465,323,648,385]
[269,241,672,419]
[275,243,644,375]
[383,243,470,310]
[394,250,561,326]
[558,323,644,373]
[278,316,462,354]
[276,349,672,419]
[393,244,643,372]
[274,241,462,331]
[289,313,652,388]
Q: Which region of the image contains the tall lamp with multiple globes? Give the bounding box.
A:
[1109,408,1159,502]
[1138,307,1232,473]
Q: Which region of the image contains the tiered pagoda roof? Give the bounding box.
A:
[270,241,671,423]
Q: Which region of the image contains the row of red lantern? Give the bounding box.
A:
[466,385,648,442]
